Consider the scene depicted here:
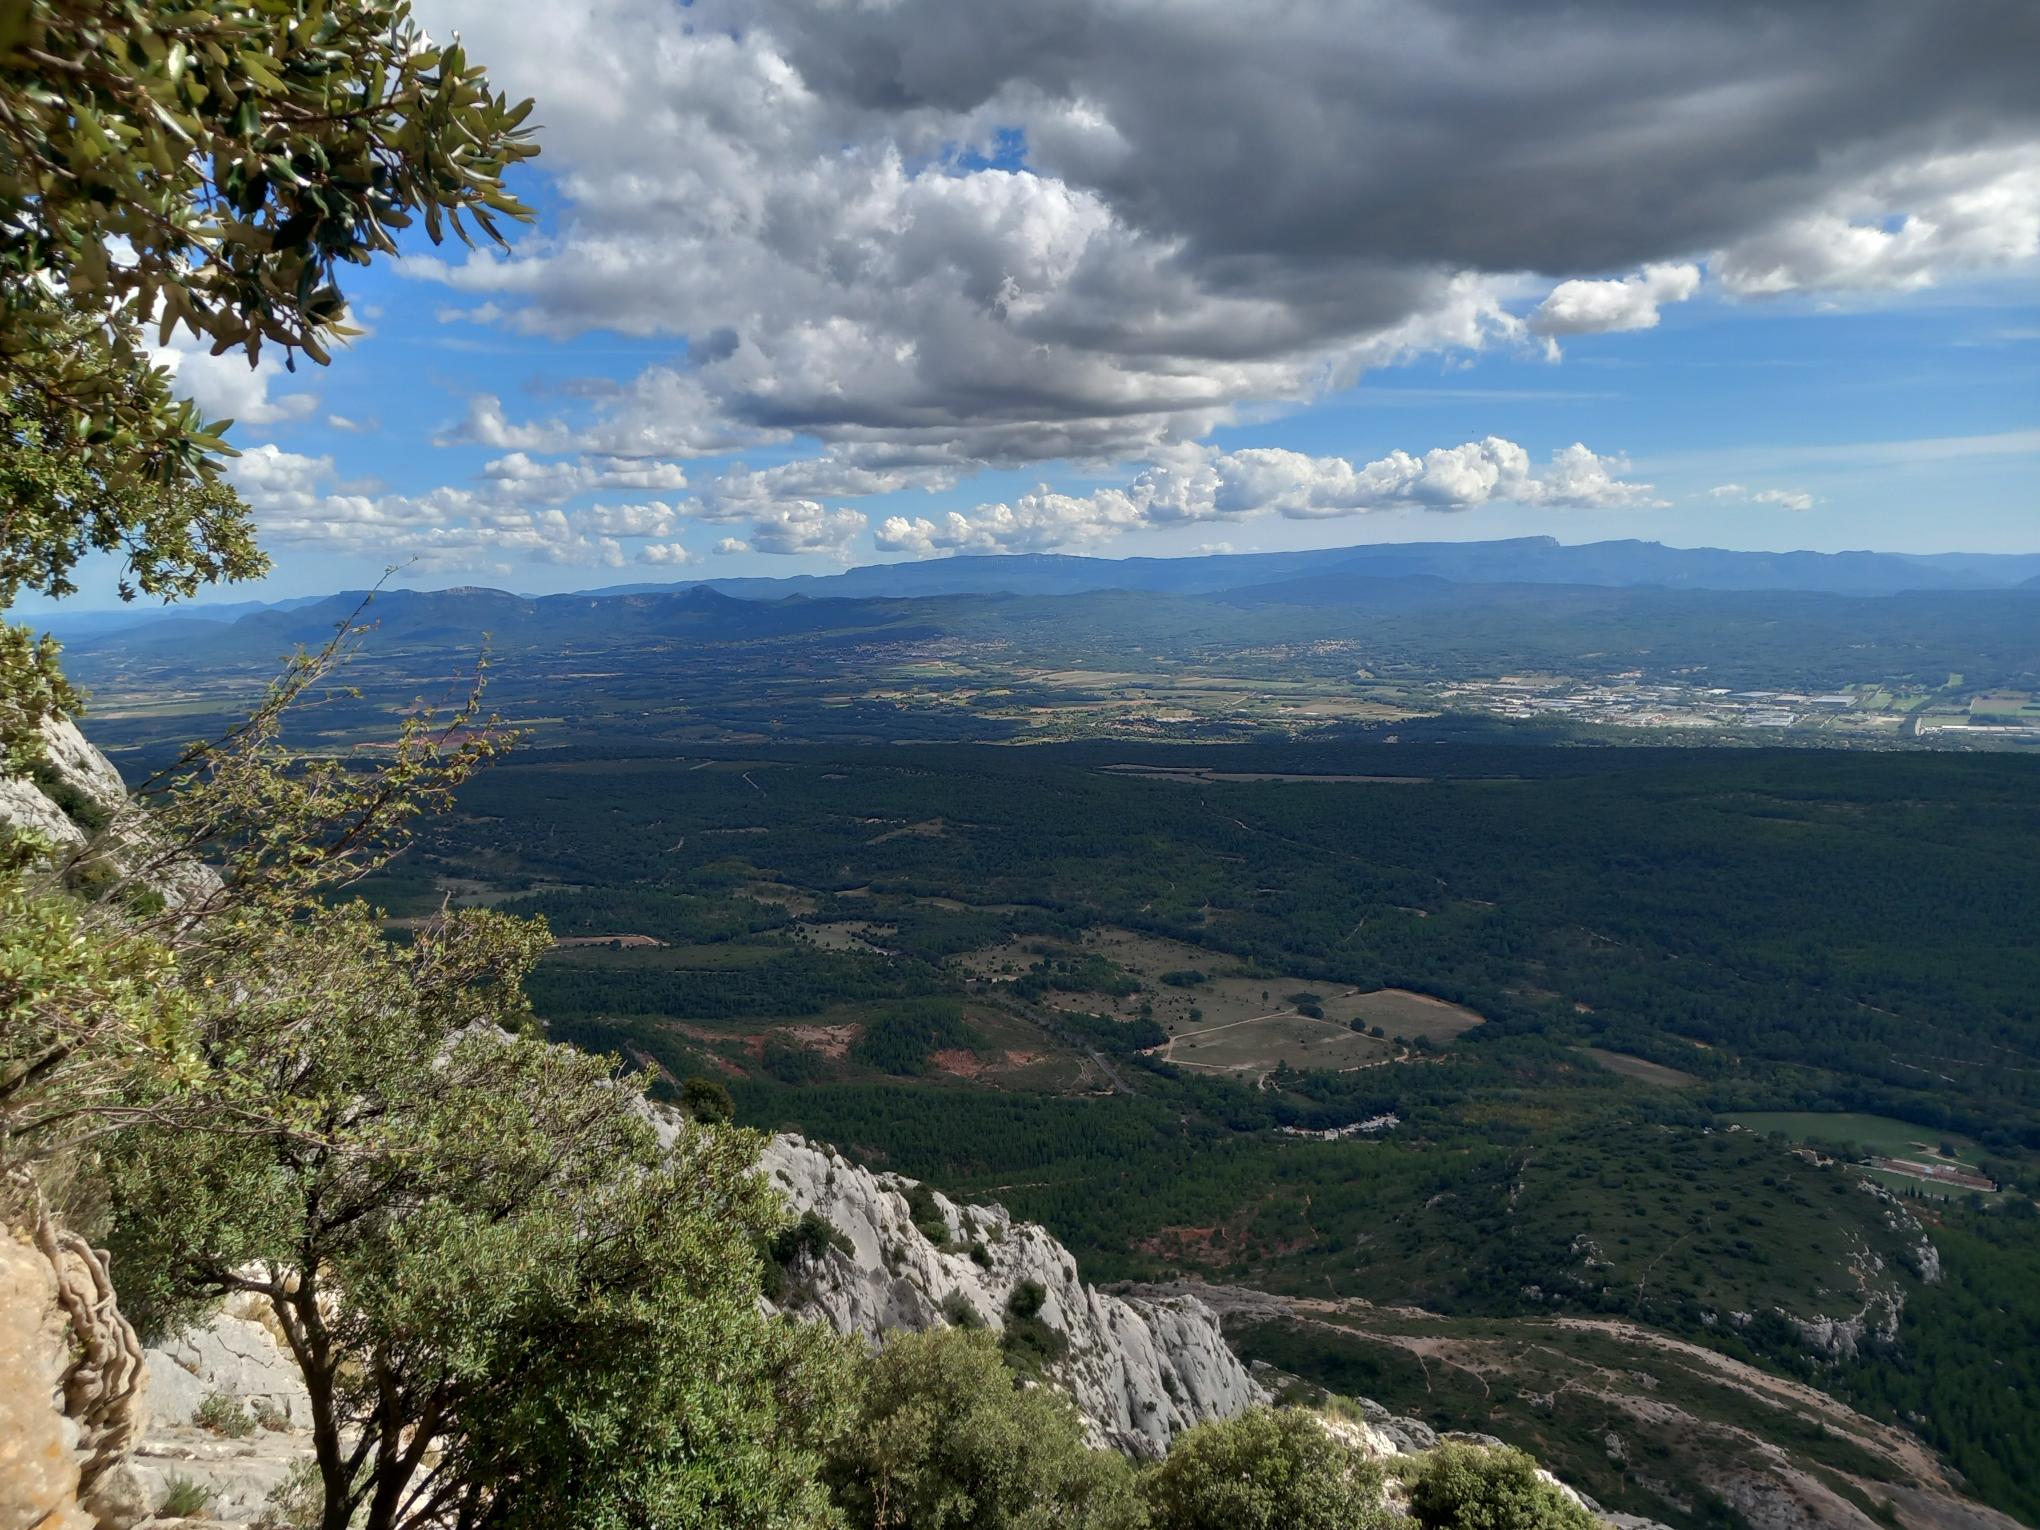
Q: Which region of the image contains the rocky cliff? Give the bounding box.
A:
[0,716,131,853]
[758,1133,1264,1458]
[0,713,217,910]
[0,1186,151,1530]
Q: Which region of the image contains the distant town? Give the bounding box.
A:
[1428,673,2040,745]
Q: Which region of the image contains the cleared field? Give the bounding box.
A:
[737,882,820,914]
[954,936,1053,982]
[791,920,896,952]
[1099,765,1433,785]
[1577,1046,1700,1087]
[1344,988,1486,1042]
[964,928,1490,1064]
[1166,1010,1393,1073]
[1726,1111,1984,1169]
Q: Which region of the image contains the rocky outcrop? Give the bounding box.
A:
[759,1133,1266,1458]
[1,1221,97,1530]
[0,1192,151,1530]
[0,717,130,852]
[141,1294,312,1432]
[0,714,219,910]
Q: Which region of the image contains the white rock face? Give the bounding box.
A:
[0,766,86,848]
[1307,1393,1441,1459]
[0,717,129,851]
[0,713,222,909]
[39,717,133,820]
[759,1133,1266,1458]
[143,1294,313,1429]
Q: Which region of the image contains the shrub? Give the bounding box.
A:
[253,1460,323,1530]
[1000,1280,1068,1379]
[1160,969,1206,987]
[905,1182,952,1244]
[1008,1279,1048,1319]
[195,1391,255,1439]
[159,1475,213,1518]
[679,1074,735,1123]
[941,1290,986,1329]
[1141,1407,1392,1530]
[772,1209,854,1268]
[1401,1443,1596,1530]
[251,1397,292,1432]
[29,762,111,830]
[826,1328,1143,1530]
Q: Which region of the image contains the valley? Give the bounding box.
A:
[36,554,2040,1528]
[299,736,2040,1529]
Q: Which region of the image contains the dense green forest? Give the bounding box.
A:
[338,739,2040,1521]
[429,744,2040,1147]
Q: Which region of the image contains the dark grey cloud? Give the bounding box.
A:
[412,0,2039,512]
[765,0,2040,274]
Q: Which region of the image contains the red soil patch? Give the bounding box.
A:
[785,1024,861,1060]
[932,1048,989,1079]
[1136,1225,1227,1265]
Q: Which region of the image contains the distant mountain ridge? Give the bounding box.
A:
[29,536,2040,646]
[37,535,2040,662]
[630,536,2040,601]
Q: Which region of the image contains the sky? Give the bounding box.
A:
[32,0,2040,609]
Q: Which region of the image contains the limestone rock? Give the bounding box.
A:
[0,713,221,909]
[127,1298,315,1527]
[37,717,132,823]
[0,1226,95,1530]
[0,1195,149,1530]
[759,1133,1267,1458]
[143,1295,313,1429]
[127,1424,311,1529]
[0,766,86,850]
[1320,1394,1442,1458]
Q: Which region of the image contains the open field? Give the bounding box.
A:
[1345,988,1486,1042]
[738,882,821,914]
[1100,764,1433,784]
[792,920,896,952]
[1727,1111,1984,1169]
[1576,1046,1700,1087]
[1164,1009,1392,1072]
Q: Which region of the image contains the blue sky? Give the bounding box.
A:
[21,0,2040,611]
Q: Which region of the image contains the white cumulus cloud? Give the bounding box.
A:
[1530,264,1702,338]
[878,438,1661,555]
[640,542,700,565]
[1710,483,1817,511]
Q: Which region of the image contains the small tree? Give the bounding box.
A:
[1402,1443,1596,1530]
[826,1327,1144,1530]
[2,616,508,1163]
[1140,1407,1391,1530]
[104,900,854,1530]
[681,1073,736,1124]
